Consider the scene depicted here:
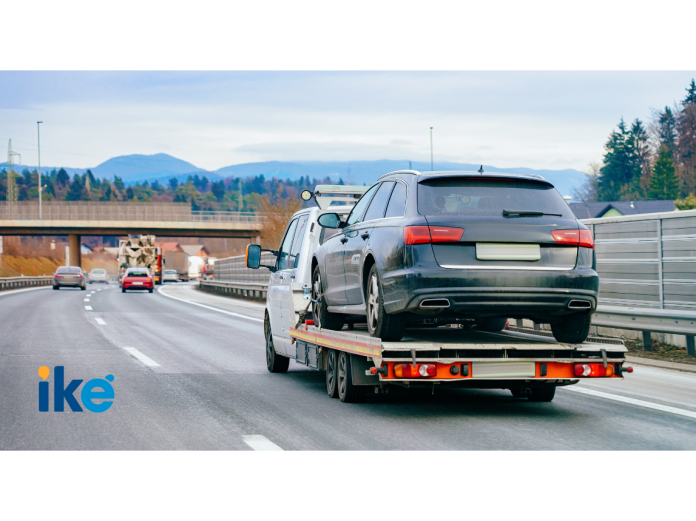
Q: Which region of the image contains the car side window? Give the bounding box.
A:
[346,184,379,226]
[363,181,395,222]
[288,214,309,269]
[277,218,298,271]
[384,181,407,218]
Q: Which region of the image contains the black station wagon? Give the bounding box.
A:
[311,170,598,343]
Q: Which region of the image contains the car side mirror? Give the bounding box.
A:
[246,244,261,269]
[317,213,344,229]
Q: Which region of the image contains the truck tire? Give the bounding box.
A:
[510,388,531,398]
[266,326,289,373]
[337,351,364,403]
[312,266,344,331]
[528,385,556,402]
[366,264,405,342]
[475,317,508,332]
[326,349,339,398]
[550,313,592,344]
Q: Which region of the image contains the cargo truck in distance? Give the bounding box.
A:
[246,178,632,403]
[117,235,162,284]
[164,250,190,281]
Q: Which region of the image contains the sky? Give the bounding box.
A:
[1,71,695,173]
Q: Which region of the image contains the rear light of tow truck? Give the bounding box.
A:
[574,363,616,377]
[393,363,437,378]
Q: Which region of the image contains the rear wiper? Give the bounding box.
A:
[502,209,562,217]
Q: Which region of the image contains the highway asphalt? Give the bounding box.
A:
[1,282,695,450]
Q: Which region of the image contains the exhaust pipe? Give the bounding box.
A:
[568,300,591,310]
[419,298,451,309]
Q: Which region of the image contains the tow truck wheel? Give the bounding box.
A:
[266,326,289,373]
[550,313,592,344]
[527,386,556,402]
[510,388,531,398]
[326,349,339,398]
[366,264,405,342]
[312,266,344,330]
[337,351,364,403]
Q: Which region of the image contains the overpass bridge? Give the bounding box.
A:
[0,202,264,266]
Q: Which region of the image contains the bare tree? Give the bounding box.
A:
[573,161,601,202]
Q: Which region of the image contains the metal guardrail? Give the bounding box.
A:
[0,201,265,224]
[0,276,53,291]
[214,252,274,284]
[199,279,268,299]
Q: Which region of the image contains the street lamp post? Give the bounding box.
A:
[430,127,434,171]
[37,121,43,219]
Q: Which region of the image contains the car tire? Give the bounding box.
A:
[312,266,344,331]
[266,325,289,373]
[337,351,364,403]
[53,286,59,290]
[81,286,86,291]
[121,288,126,293]
[551,313,592,344]
[326,349,339,398]
[527,385,556,402]
[148,288,154,293]
[475,317,508,332]
[366,264,405,342]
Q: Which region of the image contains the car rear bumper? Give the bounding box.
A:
[122,284,153,290]
[383,267,599,318]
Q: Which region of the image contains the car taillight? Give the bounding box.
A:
[54,274,62,278]
[76,274,83,278]
[573,363,613,377]
[393,363,437,378]
[404,226,464,245]
[552,229,594,249]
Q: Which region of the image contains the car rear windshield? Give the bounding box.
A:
[418,178,571,217]
[56,267,82,274]
[127,270,149,278]
[165,270,177,274]
[91,269,106,274]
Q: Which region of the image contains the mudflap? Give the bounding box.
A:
[350,354,380,386]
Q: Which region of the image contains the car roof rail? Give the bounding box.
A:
[378,170,421,181]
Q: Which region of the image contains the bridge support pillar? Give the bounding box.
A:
[68,234,81,268]
[255,236,261,245]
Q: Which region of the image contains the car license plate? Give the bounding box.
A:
[132,282,143,285]
[471,362,536,378]
[476,243,540,261]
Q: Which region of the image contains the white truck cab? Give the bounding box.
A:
[246,185,369,366]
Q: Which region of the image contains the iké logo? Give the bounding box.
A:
[38,366,115,413]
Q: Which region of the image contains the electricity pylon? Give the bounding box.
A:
[6,140,21,217]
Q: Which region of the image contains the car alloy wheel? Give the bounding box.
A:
[367,272,380,334]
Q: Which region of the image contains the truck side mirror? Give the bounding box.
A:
[246,244,261,269]
[317,213,344,229]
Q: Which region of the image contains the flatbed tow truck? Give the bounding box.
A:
[246,182,632,404]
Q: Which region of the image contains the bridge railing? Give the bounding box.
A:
[0,202,264,223]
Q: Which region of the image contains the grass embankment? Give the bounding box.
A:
[0,255,117,277]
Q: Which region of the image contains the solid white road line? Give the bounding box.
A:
[95,318,106,325]
[242,435,283,451]
[566,386,696,420]
[157,286,264,323]
[124,347,161,367]
[0,286,51,298]
[85,305,93,310]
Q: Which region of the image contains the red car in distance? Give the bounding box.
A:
[121,267,154,293]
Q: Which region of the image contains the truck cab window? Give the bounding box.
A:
[288,215,309,269]
[277,218,298,271]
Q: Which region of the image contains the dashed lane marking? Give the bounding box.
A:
[85,306,93,311]
[84,299,90,302]
[157,286,264,323]
[95,318,106,325]
[566,386,696,420]
[124,347,160,367]
[242,435,283,451]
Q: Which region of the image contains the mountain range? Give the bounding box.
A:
[2,153,588,199]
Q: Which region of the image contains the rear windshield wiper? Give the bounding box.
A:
[502,209,562,217]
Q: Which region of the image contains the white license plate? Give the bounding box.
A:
[132,282,143,285]
[476,243,541,261]
[472,362,536,378]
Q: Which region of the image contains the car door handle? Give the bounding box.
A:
[340,237,348,244]
[361,232,370,240]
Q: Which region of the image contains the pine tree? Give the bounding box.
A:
[113,176,125,191]
[65,175,86,201]
[56,168,70,186]
[648,147,679,200]
[684,79,696,105]
[598,118,642,201]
